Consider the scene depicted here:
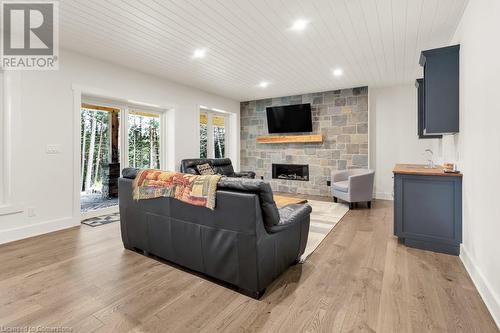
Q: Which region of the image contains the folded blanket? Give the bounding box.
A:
[132,169,222,210]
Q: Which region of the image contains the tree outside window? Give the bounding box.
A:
[200,111,226,159]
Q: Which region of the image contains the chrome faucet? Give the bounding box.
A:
[425,149,434,168]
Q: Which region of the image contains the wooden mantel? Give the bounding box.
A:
[256,134,323,144]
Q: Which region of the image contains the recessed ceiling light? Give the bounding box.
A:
[290,19,309,31]
[258,81,270,88]
[333,68,344,77]
[192,48,207,59]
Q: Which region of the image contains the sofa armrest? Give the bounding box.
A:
[233,171,256,179]
[122,168,140,179]
[332,170,350,183]
[267,204,312,233]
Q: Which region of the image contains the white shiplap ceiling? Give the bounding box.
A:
[60,0,468,101]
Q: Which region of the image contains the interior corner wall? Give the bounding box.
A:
[445,0,500,327]
[369,84,439,200]
[0,49,239,245]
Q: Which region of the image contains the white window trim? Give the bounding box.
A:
[0,72,24,216]
[159,111,168,169]
[0,71,4,206]
[200,107,230,159]
[207,112,215,158]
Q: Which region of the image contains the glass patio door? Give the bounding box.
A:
[80,103,121,213]
[80,102,165,214]
[80,104,120,195]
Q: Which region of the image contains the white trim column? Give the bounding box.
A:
[206,112,214,159]
[120,106,130,171]
[72,87,82,221]
[160,111,168,169]
[228,113,239,170]
[0,71,21,214]
[0,71,4,205]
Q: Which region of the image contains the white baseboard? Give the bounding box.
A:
[460,244,500,329]
[374,192,393,200]
[0,216,79,245]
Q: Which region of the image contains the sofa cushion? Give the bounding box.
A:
[181,158,235,176]
[197,163,215,175]
[180,158,255,179]
[218,177,280,228]
[211,158,235,176]
[122,168,140,179]
[332,180,349,193]
[180,159,214,175]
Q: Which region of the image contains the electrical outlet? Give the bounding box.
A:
[26,207,36,217]
[46,144,61,154]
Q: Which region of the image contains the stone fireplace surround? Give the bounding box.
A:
[240,87,369,196]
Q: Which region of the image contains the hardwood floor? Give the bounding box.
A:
[0,200,497,332]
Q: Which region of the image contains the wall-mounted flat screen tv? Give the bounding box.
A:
[266,103,313,133]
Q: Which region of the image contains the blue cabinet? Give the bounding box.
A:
[419,45,460,134]
[394,170,462,255]
[416,79,442,139]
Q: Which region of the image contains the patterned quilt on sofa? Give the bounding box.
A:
[133,169,222,210]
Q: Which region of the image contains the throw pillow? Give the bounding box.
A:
[197,163,215,175]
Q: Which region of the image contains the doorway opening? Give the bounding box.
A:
[80,101,165,215]
[80,103,120,213]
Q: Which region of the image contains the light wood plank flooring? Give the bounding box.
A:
[0,199,497,332]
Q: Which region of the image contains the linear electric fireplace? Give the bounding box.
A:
[272,163,309,181]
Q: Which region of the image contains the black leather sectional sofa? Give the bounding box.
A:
[119,168,311,298]
[180,158,256,178]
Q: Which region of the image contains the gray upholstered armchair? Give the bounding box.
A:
[331,169,375,209]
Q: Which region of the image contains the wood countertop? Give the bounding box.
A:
[393,164,463,177]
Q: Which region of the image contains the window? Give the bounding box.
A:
[128,110,161,169]
[200,112,208,158]
[213,115,226,158]
[199,109,228,159]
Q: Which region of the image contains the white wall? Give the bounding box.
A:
[0,50,239,244]
[369,84,439,199]
[443,0,500,326]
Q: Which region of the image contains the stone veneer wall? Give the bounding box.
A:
[240,87,368,196]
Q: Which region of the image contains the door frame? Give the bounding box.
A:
[72,84,172,222]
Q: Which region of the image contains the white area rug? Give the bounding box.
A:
[299,200,349,262]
